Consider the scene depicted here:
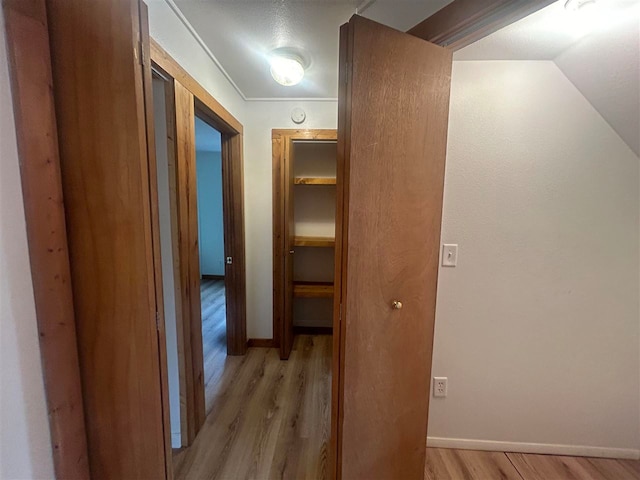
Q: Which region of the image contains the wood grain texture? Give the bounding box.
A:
[282,134,296,359]
[425,448,640,480]
[425,448,522,480]
[336,15,452,479]
[272,133,285,350]
[151,42,246,449]
[294,282,335,298]
[407,0,555,50]
[295,177,337,185]
[46,0,166,476]
[2,1,90,477]
[294,236,335,247]
[331,23,351,480]
[173,335,331,480]
[150,39,242,135]
[220,131,248,356]
[507,452,640,480]
[153,44,247,356]
[174,80,206,445]
[139,3,173,477]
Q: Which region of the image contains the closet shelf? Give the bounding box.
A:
[293,282,334,298]
[294,177,336,185]
[294,236,335,247]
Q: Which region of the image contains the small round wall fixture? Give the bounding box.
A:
[269,48,307,87]
[291,107,306,125]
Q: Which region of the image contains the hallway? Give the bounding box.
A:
[173,335,332,479]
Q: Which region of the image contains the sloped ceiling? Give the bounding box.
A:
[455,0,640,156]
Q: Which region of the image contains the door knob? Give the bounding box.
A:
[289,249,295,254]
[392,300,403,310]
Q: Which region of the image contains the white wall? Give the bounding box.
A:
[0,13,56,479]
[196,151,225,277]
[147,0,246,125]
[243,101,337,338]
[428,60,640,457]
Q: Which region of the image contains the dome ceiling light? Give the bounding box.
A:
[269,49,306,87]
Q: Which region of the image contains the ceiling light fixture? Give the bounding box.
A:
[269,50,306,87]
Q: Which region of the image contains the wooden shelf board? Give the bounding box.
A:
[294,236,335,247]
[294,177,336,185]
[293,282,334,298]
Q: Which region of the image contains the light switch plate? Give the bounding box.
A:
[442,244,458,267]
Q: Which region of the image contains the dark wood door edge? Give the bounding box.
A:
[407,0,556,50]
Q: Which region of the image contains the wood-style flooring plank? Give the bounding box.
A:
[424,448,523,480]
[173,334,332,480]
[507,452,640,480]
[200,279,228,415]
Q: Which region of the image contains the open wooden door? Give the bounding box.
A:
[280,137,296,359]
[332,15,452,479]
[46,0,170,477]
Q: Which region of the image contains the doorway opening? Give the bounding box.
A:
[194,116,227,416]
[148,45,247,452]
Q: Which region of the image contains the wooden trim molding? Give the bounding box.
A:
[150,39,242,135]
[2,1,90,478]
[247,338,276,348]
[202,274,225,280]
[272,128,338,357]
[139,3,174,476]
[407,0,556,50]
[150,37,247,448]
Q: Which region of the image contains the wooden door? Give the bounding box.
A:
[46,0,169,477]
[333,15,452,479]
[281,137,296,359]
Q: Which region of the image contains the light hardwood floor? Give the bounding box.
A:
[425,448,640,480]
[174,334,331,479]
[177,315,639,480]
[200,279,228,415]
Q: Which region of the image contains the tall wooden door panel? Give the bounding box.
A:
[47,0,167,477]
[334,15,452,479]
[281,137,296,359]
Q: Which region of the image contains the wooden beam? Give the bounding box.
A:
[2,1,90,478]
[407,0,556,50]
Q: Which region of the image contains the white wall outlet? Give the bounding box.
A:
[433,377,448,397]
[442,244,458,267]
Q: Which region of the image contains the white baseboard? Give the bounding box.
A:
[427,436,640,460]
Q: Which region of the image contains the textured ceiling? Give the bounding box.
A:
[171,0,452,99]
[455,0,640,156]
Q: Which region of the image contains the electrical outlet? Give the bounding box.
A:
[433,377,448,398]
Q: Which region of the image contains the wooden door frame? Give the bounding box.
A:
[150,39,247,446]
[272,129,338,359]
[2,1,90,478]
[2,0,555,477]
